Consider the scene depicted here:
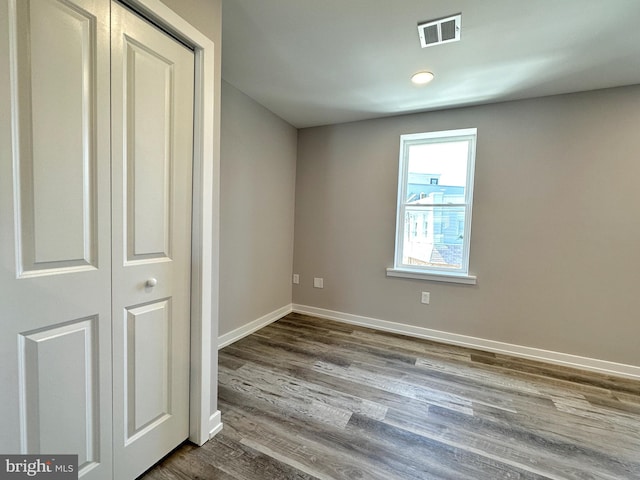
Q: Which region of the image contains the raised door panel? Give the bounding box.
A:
[124,40,173,262]
[19,318,99,476]
[125,300,172,442]
[11,0,99,275]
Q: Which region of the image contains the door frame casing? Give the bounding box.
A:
[119,0,220,446]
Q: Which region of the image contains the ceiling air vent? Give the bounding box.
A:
[418,14,461,48]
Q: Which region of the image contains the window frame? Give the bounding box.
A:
[388,128,478,284]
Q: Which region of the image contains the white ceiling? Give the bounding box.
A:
[221,0,640,128]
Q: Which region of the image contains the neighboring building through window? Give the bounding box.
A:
[388,128,477,284]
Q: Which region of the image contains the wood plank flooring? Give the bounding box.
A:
[139,313,640,480]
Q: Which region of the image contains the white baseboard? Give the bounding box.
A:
[218,304,293,349]
[292,304,640,381]
[209,410,223,439]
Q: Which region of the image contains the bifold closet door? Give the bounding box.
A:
[1,1,195,479]
[0,1,113,479]
[110,2,194,479]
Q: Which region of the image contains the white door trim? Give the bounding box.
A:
[121,0,219,446]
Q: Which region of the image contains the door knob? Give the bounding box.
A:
[146,278,158,288]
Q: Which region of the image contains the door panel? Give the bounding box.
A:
[19,317,99,469]
[125,299,172,441]
[125,39,174,261]
[0,1,112,480]
[111,2,194,479]
[11,0,100,274]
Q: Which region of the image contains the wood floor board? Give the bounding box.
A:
[261,327,538,414]
[140,443,238,480]
[218,353,247,372]
[217,394,402,480]
[218,344,419,413]
[275,316,461,365]
[432,403,638,479]
[228,334,352,368]
[380,398,633,480]
[471,353,640,395]
[251,324,421,369]
[197,432,318,480]
[273,317,452,367]
[346,412,551,480]
[140,313,640,480]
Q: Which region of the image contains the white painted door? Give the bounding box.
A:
[1,1,195,479]
[0,1,113,479]
[110,2,194,479]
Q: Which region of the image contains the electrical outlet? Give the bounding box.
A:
[313,277,324,288]
[421,291,430,304]
[292,274,300,284]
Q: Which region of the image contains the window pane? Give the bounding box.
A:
[402,206,466,269]
[406,141,469,203]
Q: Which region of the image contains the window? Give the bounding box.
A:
[387,128,477,284]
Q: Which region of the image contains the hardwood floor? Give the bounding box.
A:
[140,313,640,479]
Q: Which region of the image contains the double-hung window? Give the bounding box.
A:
[387,128,477,284]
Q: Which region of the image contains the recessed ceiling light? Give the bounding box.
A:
[411,71,435,85]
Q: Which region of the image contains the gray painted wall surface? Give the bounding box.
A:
[293,85,640,366]
[159,0,219,43]
[219,81,297,336]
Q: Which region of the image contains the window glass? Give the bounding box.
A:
[394,129,477,277]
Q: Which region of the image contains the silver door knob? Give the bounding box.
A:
[146,278,158,288]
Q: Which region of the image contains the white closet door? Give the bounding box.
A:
[0,1,112,479]
[110,2,194,479]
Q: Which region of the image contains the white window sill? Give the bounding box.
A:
[386,267,477,285]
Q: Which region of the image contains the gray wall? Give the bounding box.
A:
[219,81,297,336]
[293,85,640,366]
[159,0,219,43]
